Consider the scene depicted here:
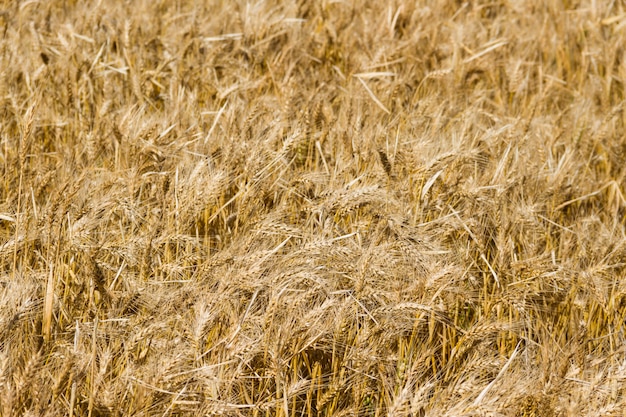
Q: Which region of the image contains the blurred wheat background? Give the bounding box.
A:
[2,0,626,416]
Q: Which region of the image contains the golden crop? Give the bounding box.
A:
[1,1,626,416]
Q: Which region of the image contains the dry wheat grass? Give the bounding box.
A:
[1,0,626,416]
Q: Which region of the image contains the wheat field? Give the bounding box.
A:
[2,0,626,416]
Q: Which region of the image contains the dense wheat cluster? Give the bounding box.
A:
[2,0,626,415]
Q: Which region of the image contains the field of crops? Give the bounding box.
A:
[2,1,626,416]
